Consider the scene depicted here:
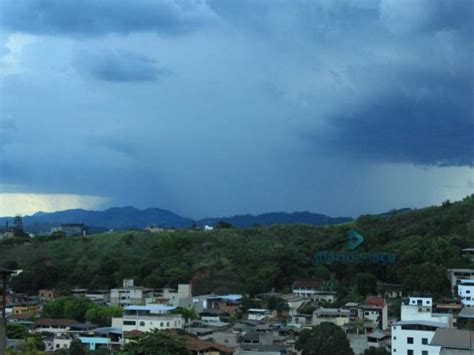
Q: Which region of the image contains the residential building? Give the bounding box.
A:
[112,304,183,333]
[447,269,474,296]
[391,297,453,355]
[377,282,403,298]
[39,289,58,301]
[313,291,337,304]
[33,319,75,334]
[367,331,390,350]
[110,279,154,307]
[391,320,445,355]
[458,279,474,307]
[163,283,193,308]
[247,309,273,321]
[292,278,324,299]
[85,290,110,304]
[359,297,388,330]
[312,308,351,327]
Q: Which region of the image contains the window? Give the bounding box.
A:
[422,351,428,355]
[407,337,413,344]
[422,338,428,345]
[123,321,136,326]
[467,290,471,294]
[139,321,145,326]
[407,350,413,355]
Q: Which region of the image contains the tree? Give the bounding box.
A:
[85,305,122,327]
[352,273,377,297]
[296,323,354,355]
[69,338,87,355]
[121,329,190,355]
[171,307,198,322]
[215,221,233,229]
[6,323,28,339]
[42,296,95,322]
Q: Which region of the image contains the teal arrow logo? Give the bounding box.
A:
[345,229,364,250]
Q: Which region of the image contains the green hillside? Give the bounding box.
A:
[2,195,474,300]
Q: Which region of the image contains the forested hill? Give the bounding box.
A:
[0,207,351,233]
[1,195,473,300]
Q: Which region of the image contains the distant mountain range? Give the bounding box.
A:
[0,206,352,234]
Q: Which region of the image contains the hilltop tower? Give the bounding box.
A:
[13,215,24,237]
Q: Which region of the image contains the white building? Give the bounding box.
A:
[392,320,446,355]
[292,278,323,299]
[391,297,453,355]
[247,308,273,321]
[110,279,154,307]
[112,304,183,333]
[458,280,474,307]
[162,283,192,308]
[447,269,474,296]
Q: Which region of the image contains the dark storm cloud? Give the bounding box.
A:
[211,0,474,167]
[74,49,169,82]
[0,0,217,37]
[0,0,473,217]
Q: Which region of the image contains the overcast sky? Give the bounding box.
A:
[0,0,473,218]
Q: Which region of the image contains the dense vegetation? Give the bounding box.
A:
[2,195,473,300]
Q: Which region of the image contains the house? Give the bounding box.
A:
[288,314,312,328]
[212,330,241,348]
[430,328,474,354]
[359,297,388,330]
[366,330,390,349]
[458,279,474,307]
[52,335,72,351]
[193,294,242,315]
[112,304,183,332]
[377,282,403,298]
[181,334,234,355]
[39,289,58,301]
[447,269,474,296]
[312,308,351,327]
[33,319,75,334]
[247,308,273,321]
[71,288,88,297]
[292,278,324,299]
[11,301,38,315]
[110,279,154,307]
[163,283,193,308]
[85,290,111,304]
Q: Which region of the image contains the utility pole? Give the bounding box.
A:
[0,268,13,354]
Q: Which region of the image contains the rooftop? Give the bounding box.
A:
[124,305,176,312]
[430,328,474,350]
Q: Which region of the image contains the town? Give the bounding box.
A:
[2,267,474,354]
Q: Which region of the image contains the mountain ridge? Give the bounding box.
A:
[0,206,352,233]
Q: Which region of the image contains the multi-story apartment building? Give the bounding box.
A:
[391,297,453,355]
[110,279,154,307]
